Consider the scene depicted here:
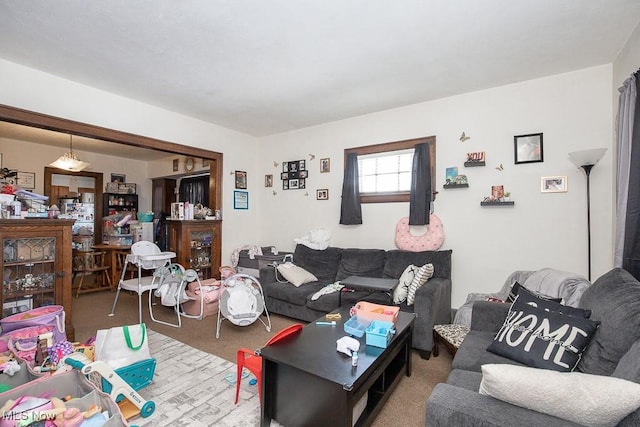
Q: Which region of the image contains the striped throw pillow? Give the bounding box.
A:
[407,263,434,305]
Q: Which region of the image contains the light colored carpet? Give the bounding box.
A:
[135,329,266,427]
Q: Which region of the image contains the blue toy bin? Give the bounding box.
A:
[365,320,395,348]
[343,316,371,338]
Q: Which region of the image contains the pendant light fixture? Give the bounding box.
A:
[49,134,90,172]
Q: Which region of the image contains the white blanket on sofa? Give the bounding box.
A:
[453,268,591,326]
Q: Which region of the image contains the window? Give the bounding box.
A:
[345,136,436,203]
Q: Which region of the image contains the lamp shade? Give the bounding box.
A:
[48,134,90,172]
[49,154,90,172]
[568,148,607,167]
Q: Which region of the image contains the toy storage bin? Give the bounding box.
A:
[365,320,395,348]
[0,369,128,426]
[343,316,371,338]
[353,301,399,324]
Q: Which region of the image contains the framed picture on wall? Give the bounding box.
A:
[235,171,247,189]
[514,133,544,164]
[111,173,126,184]
[541,176,568,193]
[320,158,330,173]
[233,190,248,209]
[316,189,329,200]
[16,172,35,189]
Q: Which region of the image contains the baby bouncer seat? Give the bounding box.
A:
[216,274,271,338]
[109,241,176,324]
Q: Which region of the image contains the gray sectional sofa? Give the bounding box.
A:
[426,268,640,426]
[259,244,452,358]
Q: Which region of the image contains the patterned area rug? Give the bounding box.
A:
[133,330,264,427]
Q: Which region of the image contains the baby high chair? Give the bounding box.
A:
[108,241,176,324]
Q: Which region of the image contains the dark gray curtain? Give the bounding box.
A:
[409,142,432,225]
[179,175,209,207]
[622,70,640,280]
[340,153,362,224]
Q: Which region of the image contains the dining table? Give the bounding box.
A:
[91,243,132,288]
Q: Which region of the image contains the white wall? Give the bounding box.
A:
[0,59,260,264]
[257,66,614,307]
[613,22,640,90]
[0,58,619,309]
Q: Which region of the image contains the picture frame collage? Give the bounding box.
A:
[281,159,307,190]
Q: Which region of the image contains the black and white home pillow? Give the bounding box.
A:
[487,295,600,372]
[514,285,592,319]
[507,282,562,304]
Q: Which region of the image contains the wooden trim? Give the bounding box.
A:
[0,103,223,219]
[344,136,437,203]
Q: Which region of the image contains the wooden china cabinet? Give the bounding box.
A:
[165,219,222,280]
[0,219,76,340]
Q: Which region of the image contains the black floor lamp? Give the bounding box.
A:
[568,148,607,281]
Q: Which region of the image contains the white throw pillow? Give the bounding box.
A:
[276,263,318,287]
[407,263,434,305]
[393,264,417,304]
[479,364,640,427]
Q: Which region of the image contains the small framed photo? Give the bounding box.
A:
[172,159,179,172]
[541,176,568,193]
[320,158,330,173]
[514,133,543,164]
[235,171,247,189]
[111,173,126,183]
[265,174,273,187]
[299,170,308,179]
[281,172,289,180]
[16,171,35,189]
[282,180,289,190]
[317,189,329,200]
[289,179,299,189]
[233,190,249,209]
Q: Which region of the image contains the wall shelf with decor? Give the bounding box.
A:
[443,183,469,189]
[480,201,515,206]
[464,161,485,167]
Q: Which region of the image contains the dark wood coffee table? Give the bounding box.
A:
[259,306,415,426]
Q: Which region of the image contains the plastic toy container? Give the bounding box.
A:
[137,212,154,222]
[343,316,371,338]
[365,320,395,348]
[353,301,399,324]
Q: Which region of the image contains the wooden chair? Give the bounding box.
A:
[235,323,303,404]
[72,250,112,297]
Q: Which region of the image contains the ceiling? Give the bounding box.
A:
[0,0,639,148]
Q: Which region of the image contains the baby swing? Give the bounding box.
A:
[216,274,271,339]
[151,267,206,327]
